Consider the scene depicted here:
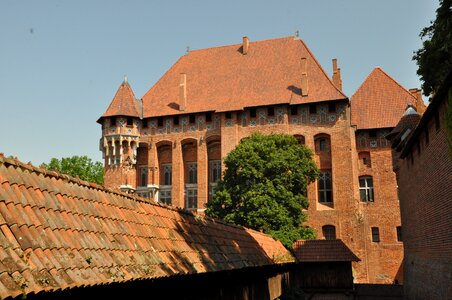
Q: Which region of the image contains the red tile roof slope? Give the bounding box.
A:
[351,67,420,130]
[292,240,360,262]
[142,36,347,118]
[100,79,140,119]
[0,154,292,299]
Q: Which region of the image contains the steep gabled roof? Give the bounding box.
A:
[99,78,140,121]
[351,67,421,130]
[142,36,347,118]
[0,154,292,299]
[292,240,360,262]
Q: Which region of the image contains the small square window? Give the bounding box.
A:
[371,227,380,242]
[173,116,179,125]
[206,112,212,122]
[157,117,164,127]
[127,118,133,126]
[309,104,317,114]
[328,102,336,113]
[189,114,196,124]
[142,120,148,128]
[290,106,298,116]
[110,117,116,126]
[369,130,377,138]
[250,108,257,118]
[268,107,275,116]
[225,112,232,119]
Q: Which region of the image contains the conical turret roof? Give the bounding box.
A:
[99,77,140,122]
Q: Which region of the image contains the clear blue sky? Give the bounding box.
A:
[0,0,437,165]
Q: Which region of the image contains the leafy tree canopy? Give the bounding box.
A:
[205,133,318,248]
[40,155,104,185]
[413,0,452,97]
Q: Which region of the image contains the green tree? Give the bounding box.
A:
[205,133,318,248]
[413,0,452,97]
[41,155,104,185]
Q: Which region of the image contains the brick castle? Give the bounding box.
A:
[98,36,425,283]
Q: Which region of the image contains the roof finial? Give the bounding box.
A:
[123,75,128,84]
[294,30,300,39]
[185,46,190,56]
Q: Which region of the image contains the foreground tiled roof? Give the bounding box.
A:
[100,78,140,120]
[351,68,421,130]
[0,154,292,299]
[142,36,347,118]
[292,240,360,262]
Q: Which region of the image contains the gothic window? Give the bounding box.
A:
[322,225,336,240]
[163,164,172,185]
[139,167,147,187]
[371,227,380,242]
[188,162,197,184]
[359,176,374,202]
[210,160,222,183]
[318,170,333,203]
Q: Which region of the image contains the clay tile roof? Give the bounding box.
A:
[292,239,360,262]
[142,36,347,118]
[0,154,293,299]
[351,67,419,130]
[99,78,140,121]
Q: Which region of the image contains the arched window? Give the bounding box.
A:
[314,134,330,153]
[294,134,305,145]
[359,176,374,202]
[322,225,336,240]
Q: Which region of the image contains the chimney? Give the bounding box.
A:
[242,36,249,55]
[409,88,426,114]
[179,73,187,111]
[332,59,343,91]
[300,57,308,96]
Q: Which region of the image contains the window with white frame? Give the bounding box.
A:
[359,176,374,202]
[318,170,333,203]
[159,188,172,205]
[186,187,197,209]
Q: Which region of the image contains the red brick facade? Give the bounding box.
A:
[98,36,411,284]
[389,76,452,299]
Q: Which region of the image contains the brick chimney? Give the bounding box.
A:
[179,73,187,111]
[332,58,343,91]
[409,88,426,115]
[300,57,308,96]
[242,36,249,55]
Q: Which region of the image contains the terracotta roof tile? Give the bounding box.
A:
[142,36,347,118]
[351,67,423,129]
[0,153,293,298]
[100,79,140,120]
[293,239,360,262]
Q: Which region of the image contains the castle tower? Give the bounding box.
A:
[97,76,141,193]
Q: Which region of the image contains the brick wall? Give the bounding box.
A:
[396,98,452,299]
